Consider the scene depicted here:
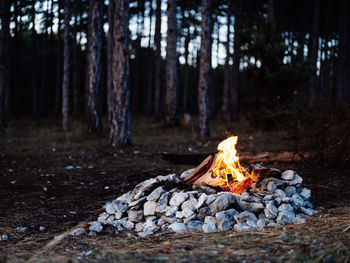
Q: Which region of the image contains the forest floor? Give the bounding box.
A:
[1,116,350,262]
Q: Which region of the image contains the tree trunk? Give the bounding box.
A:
[153,0,162,120]
[222,0,231,121]
[267,0,274,19]
[107,0,115,121]
[308,0,320,106]
[198,0,211,138]
[40,0,49,117]
[62,0,71,131]
[231,0,242,121]
[72,11,81,118]
[0,0,10,130]
[31,0,38,117]
[55,0,63,118]
[86,0,103,132]
[183,14,191,113]
[109,0,130,146]
[165,0,178,126]
[336,0,350,105]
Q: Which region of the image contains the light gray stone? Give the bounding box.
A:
[97,212,109,224]
[168,222,187,233]
[158,192,170,205]
[15,227,27,233]
[71,228,85,236]
[105,202,115,214]
[195,193,207,210]
[294,214,307,224]
[236,200,264,214]
[129,196,147,209]
[205,194,217,206]
[281,170,295,180]
[281,197,292,203]
[89,221,103,233]
[155,205,168,214]
[216,209,239,231]
[275,189,286,198]
[300,188,311,200]
[156,174,181,183]
[133,178,158,201]
[183,214,196,224]
[256,219,265,230]
[121,220,135,230]
[278,203,294,212]
[147,186,165,202]
[181,197,197,210]
[284,186,296,197]
[180,169,195,179]
[113,200,128,219]
[300,207,315,216]
[234,211,258,224]
[143,201,157,216]
[187,221,203,232]
[234,223,256,232]
[265,201,278,219]
[241,192,262,203]
[208,194,236,215]
[291,194,304,208]
[117,191,133,204]
[165,206,178,217]
[267,182,277,192]
[175,211,184,218]
[277,204,295,225]
[157,216,176,226]
[192,184,217,195]
[304,201,313,208]
[138,231,153,237]
[182,208,194,218]
[142,218,159,232]
[202,223,217,233]
[169,192,189,207]
[204,216,216,225]
[288,173,303,186]
[128,208,143,222]
[135,222,143,232]
[1,235,8,241]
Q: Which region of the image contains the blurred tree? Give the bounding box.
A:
[198,0,211,137]
[222,0,231,121]
[153,0,162,120]
[109,0,130,146]
[107,0,115,121]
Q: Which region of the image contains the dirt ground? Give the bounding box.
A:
[1,117,350,262]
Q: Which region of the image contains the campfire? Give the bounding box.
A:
[70,136,316,238]
[184,136,258,194]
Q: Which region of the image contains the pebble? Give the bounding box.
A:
[281,170,295,180]
[89,221,103,233]
[300,188,311,200]
[187,221,203,232]
[15,227,27,233]
[71,228,85,237]
[144,201,157,216]
[147,187,165,202]
[0,234,8,241]
[168,222,187,233]
[169,192,189,207]
[216,209,238,231]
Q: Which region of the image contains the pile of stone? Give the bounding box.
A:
[72,169,315,237]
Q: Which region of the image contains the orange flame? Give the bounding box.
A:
[211,136,257,194]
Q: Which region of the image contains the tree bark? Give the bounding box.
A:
[336,0,350,105]
[40,0,49,117]
[198,0,211,138]
[62,0,71,131]
[72,10,81,118]
[86,0,103,132]
[231,0,242,121]
[308,0,320,106]
[107,0,115,121]
[222,0,231,121]
[153,0,162,120]
[0,0,10,130]
[183,13,190,113]
[55,0,63,118]
[31,0,38,117]
[109,0,130,146]
[165,0,178,126]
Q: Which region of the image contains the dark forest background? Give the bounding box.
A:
[0,0,350,143]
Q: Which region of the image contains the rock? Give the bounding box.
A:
[39,226,46,231]
[267,182,277,192]
[89,231,97,237]
[187,221,203,232]
[117,191,133,204]
[281,197,292,203]
[291,194,304,208]
[180,168,195,179]
[300,188,311,200]
[274,189,286,198]
[143,201,157,216]
[71,228,85,236]
[15,227,27,233]
[300,207,315,216]
[121,220,135,230]
[208,194,236,215]
[169,192,189,207]
[216,209,239,231]
[156,174,181,184]
[260,178,286,191]
[277,204,295,225]
[241,192,262,203]
[281,170,295,180]
[142,218,159,232]
[138,231,153,237]
[204,216,216,225]
[98,212,109,224]
[155,205,168,215]
[105,202,116,214]
[262,194,276,201]
[294,214,307,224]
[265,201,278,219]
[195,193,207,210]
[89,221,103,233]
[183,214,196,224]
[147,186,165,202]
[234,223,256,232]
[236,200,264,214]
[181,197,197,210]
[205,195,217,206]
[256,219,265,230]
[182,208,194,218]
[128,208,143,222]
[304,201,313,208]
[202,223,217,233]
[111,221,124,231]
[192,184,217,195]
[284,186,296,197]
[113,200,128,219]
[175,211,184,218]
[198,207,210,220]
[165,206,178,217]
[234,211,258,225]
[278,203,294,212]
[158,216,176,226]
[133,178,158,201]
[288,174,303,186]
[135,222,143,232]
[158,192,170,205]
[168,222,187,233]
[0,235,8,241]
[129,196,147,209]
